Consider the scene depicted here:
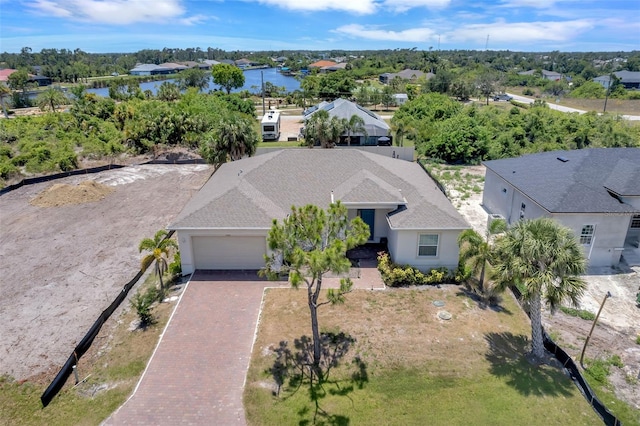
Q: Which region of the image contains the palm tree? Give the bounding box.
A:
[0,83,11,118]
[344,114,367,146]
[36,86,67,112]
[139,230,178,292]
[200,113,259,171]
[457,218,506,296]
[390,116,416,147]
[492,218,587,360]
[303,109,345,148]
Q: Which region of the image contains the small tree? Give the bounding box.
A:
[261,202,369,379]
[343,114,367,146]
[36,87,67,112]
[0,83,11,118]
[457,218,506,296]
[211,63,245,94]
[139,230,178,294]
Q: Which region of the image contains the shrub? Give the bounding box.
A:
[377,252,452,287]
[559,306,596,321]
[522,88,535,96]
[130,286,160,326]
[169,252,182,276]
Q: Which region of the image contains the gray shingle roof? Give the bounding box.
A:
[170,149,469,231]
[483,148,640,214]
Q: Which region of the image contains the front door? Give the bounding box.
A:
[358,209,375,241]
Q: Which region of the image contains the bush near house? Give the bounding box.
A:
[377,252,453,287]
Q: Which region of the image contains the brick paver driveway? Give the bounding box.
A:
[105,264,384,425]
[105,271,288,425]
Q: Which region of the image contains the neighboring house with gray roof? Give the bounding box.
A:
[303,99,390,146]
[482,148,640,267]
[129,64,174,76]
[170,149,469,273]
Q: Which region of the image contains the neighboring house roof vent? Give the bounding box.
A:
[557,156,569,162]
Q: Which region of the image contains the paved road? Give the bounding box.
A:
[506,93,640,120]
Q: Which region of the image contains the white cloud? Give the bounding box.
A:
[26,0,198,25]
[333,18,594,46]
[382,0,450,13]
[448,19,595,44]
[253,0,377,14]
[179,14,208,26]
[334,24,437,42]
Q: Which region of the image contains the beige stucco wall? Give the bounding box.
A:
[388,228,461,271]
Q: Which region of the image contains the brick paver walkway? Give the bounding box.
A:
[105,266,384,425]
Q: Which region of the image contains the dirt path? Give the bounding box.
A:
[0,164,212,381]
[442,164,640,410]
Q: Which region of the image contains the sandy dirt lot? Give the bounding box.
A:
[446,165,640,410]
[0,164,212,381]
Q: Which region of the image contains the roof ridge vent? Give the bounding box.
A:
[557,156,569,162]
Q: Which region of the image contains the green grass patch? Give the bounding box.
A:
[245,288,601,425]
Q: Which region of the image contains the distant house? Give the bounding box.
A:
[129,64,174,76]
[482,149,640,268]
[235,58,253,69]
[29,75,52,86]
[220,59,236,65]
[159,63,189,72]
[594,71,640,90]
[593,75,613,90]
[0,68,16,82]
[203,60,221,67]
[518,69,563,81]
[393,93,408,106]
[379,69,430,84]
[308,60,338,69]
[169,149,469,273]
[320,63,348,73]
[303,98,390,146]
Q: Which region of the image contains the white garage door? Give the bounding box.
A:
[192,236,266,270]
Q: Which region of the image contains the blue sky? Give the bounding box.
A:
[0,0,638,53]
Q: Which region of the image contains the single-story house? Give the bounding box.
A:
[170,149,469,274]
[303,98,391,146]
[518,69,563,81]
[379,69,431,85]
[393,93,409,106]
[482,148,640,267]
[595,71,640,90]
[320,63,348,73]
[180,61,211,70]
[308,60,338,69]
[158,62,188,72]
[0,68,17,82]
[129,64,174,76]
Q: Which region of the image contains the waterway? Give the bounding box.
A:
[85,67,300,98]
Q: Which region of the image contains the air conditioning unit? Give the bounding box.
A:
[487,213,505,228]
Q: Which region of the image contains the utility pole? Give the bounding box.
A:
[580,291,612,369]
[261,71,265,115]
[603,74,613,113]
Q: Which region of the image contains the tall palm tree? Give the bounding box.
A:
[390,116,416,147]
[457,218,506,295]
[0,83,11,118]
[139,230,178,292]
[344,114,367,146]
[492,218,587,360]
[36,86,67,112]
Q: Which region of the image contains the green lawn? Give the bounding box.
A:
[244,287,602,425]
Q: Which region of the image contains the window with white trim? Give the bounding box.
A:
[631,215,640,229]
[580,225,594,245]
[418,234,439,257]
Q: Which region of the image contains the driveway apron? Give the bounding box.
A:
[106,271,278,425]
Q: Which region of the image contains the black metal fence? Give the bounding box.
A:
[40,230,175,407]
[510,286,622,426]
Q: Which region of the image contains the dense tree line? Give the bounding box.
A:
[394,93,640,164]
[0,89,256,186]
[2,47,638,85]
